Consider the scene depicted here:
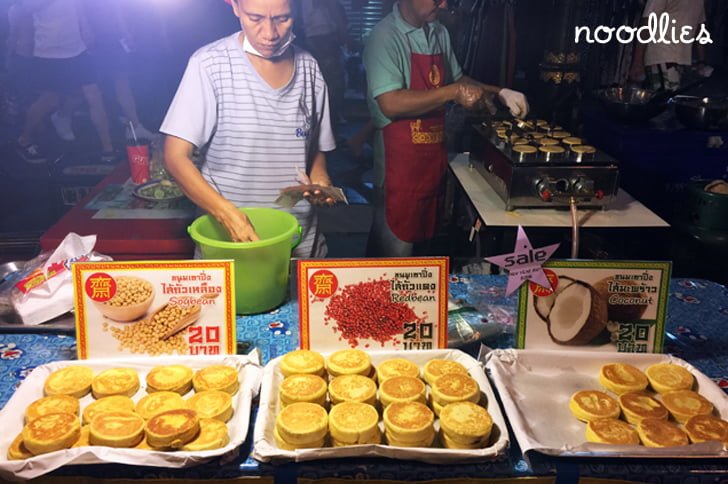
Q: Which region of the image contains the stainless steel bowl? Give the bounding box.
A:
[596,86,667,123]
[673,96,728,130]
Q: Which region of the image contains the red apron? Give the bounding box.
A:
[383,52,447,243]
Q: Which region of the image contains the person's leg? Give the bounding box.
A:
[81,82,114,152]
[113,76,142,127]
[365,187,414,257]
[18,90,59,146]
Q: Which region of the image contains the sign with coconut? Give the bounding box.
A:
[515,260,672,352]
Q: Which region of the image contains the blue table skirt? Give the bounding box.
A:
[1,276,727,481]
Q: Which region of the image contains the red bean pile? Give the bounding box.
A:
[324,279,421,347]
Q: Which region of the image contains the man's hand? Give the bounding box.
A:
[498,88,529,118]
[304,177,336,207]
[454,82,489,110]
[216,203,261,242]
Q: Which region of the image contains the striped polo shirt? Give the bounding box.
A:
[161,33,336,258]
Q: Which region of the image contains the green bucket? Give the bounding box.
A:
[188,208,302,314]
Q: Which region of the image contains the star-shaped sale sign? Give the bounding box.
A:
[485,226,560,296]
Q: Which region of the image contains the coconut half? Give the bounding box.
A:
[547,280,608,345]
[533,276,576,322]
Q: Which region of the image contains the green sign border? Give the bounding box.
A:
[515,260,672,352]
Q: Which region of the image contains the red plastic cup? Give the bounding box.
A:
[126,143,150,184]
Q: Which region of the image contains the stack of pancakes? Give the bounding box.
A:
[8,362,239,459]
[569,361,727,448]
[272,351,495,451]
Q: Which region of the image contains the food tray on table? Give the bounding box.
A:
[133,180,185,202]
[0,353,262,481]
[484,349,728,458]
[252,349,509,463]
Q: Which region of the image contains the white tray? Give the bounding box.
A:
[484,349,728,458]
[252,349,509,463]
[0,352,263,481]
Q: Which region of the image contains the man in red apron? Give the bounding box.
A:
[363,0,528,257]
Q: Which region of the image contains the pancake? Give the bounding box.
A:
[91,368,140,398]
[684,414,728,444]
[135,391,187,420]
[430,373,480,407]
[328,401,380,445]
[89,411,145,448]
[26,395,79,423]
[379,376,426,407]
[328,374,377,406]
[423,359,468,386]
[571,145,596,154]
[384,428,436,448]
[326,349,371,378]
[439,401,493,447]
[550,130,571,139]
[376,358,420,382]
[637,418,689,447]
[569,390,621,422]
[618,391,669,425]
[279,374,328,407]
[512,144,538,154]
[146,408,200,449]
[599,363,649,395]
[22,412,81,455]
[563,136,583,146]
[7,432,33,460]
[273,425,326,450]
[512,137,529,145]
[187,390,234,422]
[192,365,239,395]
[44,365,94,398]
[585,418,640,445]
[383,401,434,444]
[439,428,490,449]
[280,349,326,377]
[645,363,695,394]
[660,390,714,423]
[530,132,546,140]
[181,418,230,451]
[71,425,91,448]
[146,365,194,394]
[538,137,559,146]
[332,432,381,447]
[275,402,328,446]
[82,395,135,425]
[538,145,566,154]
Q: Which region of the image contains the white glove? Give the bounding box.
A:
[498,88,529,119]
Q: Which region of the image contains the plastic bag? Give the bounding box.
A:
[0,233,112,325]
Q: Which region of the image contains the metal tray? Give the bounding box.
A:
[253,349,509,464]
[0,353,262,481]
[484,349,728,459]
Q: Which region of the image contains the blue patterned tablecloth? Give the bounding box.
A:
[1,276,727,482]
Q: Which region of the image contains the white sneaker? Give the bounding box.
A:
[125,123,158,143]
[50,111,75,141]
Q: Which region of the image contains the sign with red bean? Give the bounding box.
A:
[72,261,236,359]
[298,258,449,351]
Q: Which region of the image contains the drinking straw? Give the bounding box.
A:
[129,121,139,144]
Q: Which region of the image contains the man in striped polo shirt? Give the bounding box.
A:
[161,0,336,258]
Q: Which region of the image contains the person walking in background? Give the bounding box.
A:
[300,0,348,131]
[5,0,35,111]
[363,0,528,257]
[629,0,709,91]
[15,0,116,163]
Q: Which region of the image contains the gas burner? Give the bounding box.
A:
[468,121,620,210]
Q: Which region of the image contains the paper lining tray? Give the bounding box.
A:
[0,352,263,481]
[252,349,509,463]
[484,349,728,458]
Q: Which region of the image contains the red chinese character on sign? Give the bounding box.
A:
[85,273,117,302]
[308,270,338,298]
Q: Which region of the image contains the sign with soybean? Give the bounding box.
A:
[298,258,449,352]
[515,260,672,353]
[72,261,236,359]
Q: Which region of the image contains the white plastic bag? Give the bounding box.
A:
[2,233,111,325]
